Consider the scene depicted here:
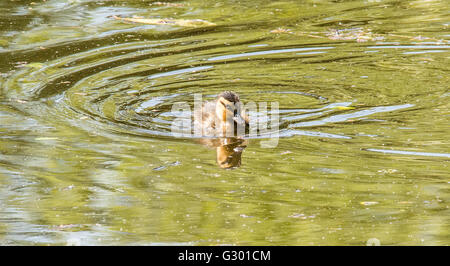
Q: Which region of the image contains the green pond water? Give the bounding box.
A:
[0,0,449,245]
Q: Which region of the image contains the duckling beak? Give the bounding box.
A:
[233,114,246,125]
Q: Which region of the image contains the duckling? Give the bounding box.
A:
[194,91,249,137]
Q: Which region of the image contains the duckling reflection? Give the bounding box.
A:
[199,137,248,169]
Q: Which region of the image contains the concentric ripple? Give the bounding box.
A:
[2,37,428,141]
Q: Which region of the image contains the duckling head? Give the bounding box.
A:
[215,91,246,127]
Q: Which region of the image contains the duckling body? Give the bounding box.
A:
[194,91,249,137]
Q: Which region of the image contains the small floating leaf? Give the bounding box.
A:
[112,15,215,27]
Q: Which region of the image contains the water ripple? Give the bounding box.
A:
[366,149,450,159]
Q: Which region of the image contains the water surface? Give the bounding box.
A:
[0,0,449,245]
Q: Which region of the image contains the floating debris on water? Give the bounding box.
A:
[270,28,292,34]
[111,15,215,27]
[326,28,385,42]
[269,26,445,43]
[288,213,317,219]
[378,169,398,174]
[151,2,185,7]
[360,201,379,206]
